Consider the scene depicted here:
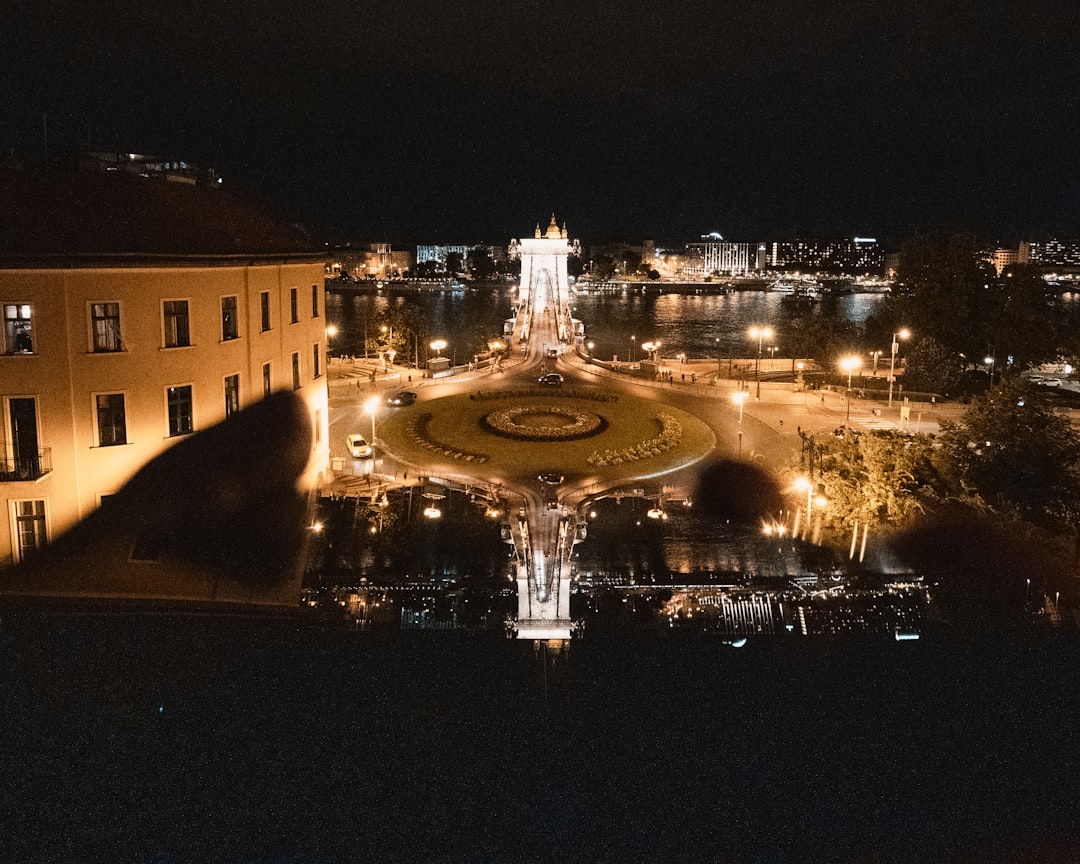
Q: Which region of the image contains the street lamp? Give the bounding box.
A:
[840,356,862,423]
[984,354,996,387]
[364,396,379,461]
[430,339,446,357]
[749,325,773,401]
[731,390,748,459]
[869,349,882,376]
[630,335,636,364]
[716,337,721,377]
[888,328,910,407]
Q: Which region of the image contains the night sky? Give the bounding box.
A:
[4,0,1079,243]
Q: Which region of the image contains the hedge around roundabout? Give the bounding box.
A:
[374,385,716,483]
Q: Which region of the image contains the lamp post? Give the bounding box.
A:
[888,328,910,407]
[716,337,721,377]
[984,354,996,387]
[430,339,446,357]
[630,335,636,364]
[364,396,379,461]
[840,356,862,423]
[749,325,773,401]
[732,390,747,459]
[869,349,882,377]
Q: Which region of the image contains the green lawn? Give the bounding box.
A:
[378,385,715,482]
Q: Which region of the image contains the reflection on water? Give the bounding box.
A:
[572,496,831,583]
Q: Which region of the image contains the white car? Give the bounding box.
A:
[1040,378,1062,387]
[346,434,373,458]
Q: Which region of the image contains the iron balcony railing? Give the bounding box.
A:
[0,448,52,481]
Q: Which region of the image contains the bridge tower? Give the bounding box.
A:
[509,215,581,343]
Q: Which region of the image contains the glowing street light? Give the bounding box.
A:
[840,356,862,422]
[888,328,910,407]
[731,390,748,458]
[985,354,996,387]
[869,349,882,376]
[430,338,447,357]
[749,326,773,400]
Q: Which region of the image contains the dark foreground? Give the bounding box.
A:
[3,611,1079,864]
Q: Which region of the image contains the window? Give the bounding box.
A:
[163,300,190,348]
[314,408,322,445]
[262,362,272,396]
[311,284,319,318]
[224,374,240,418]
[290,287,299,324]
[312,343,321,379]
[260,291,271,331]
[167,385,193,436]
[3,303,33,354]
[90,303,122,352]
[13,500,47,562]
[221,296,239,341]
[96,393,127,446]
[291,352,300,390]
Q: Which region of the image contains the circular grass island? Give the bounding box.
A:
[376,386,716,484]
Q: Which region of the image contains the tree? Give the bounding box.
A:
[938,378,1080,531]
[990,264,1063,369]
[900,335,964,396]
[467,246,496,280]
[886,231,996,362]
[445,251,464,275]
[811,430,940,537]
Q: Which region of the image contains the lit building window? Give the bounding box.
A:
[3,303,34,354]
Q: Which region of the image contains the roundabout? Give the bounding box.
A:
[376,385,716,484]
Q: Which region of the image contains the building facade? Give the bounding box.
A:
[0,169,329,604]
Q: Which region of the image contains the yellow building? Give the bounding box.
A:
[0,169,329,605]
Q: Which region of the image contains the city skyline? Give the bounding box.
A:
[5,0,1080,243]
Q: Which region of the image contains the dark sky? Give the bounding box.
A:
[4,0,1079,244]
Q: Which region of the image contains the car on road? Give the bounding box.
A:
[538,471,564,485]
[538,373,564,385]
[385,390,417,406]
[346,434,372,458]
[1039,378,1063,387]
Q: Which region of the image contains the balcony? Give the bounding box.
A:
[0,448,52,481]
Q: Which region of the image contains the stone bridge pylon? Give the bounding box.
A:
[508,214,581,345]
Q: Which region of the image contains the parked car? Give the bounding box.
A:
[385,390,417,406]
[346,434,372,458]
[538,471,564,485]
[538,373,564,385]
